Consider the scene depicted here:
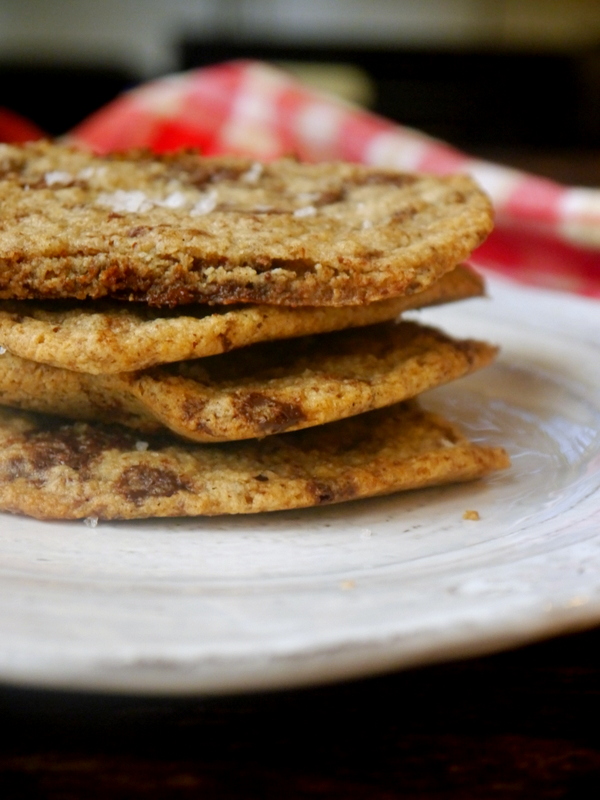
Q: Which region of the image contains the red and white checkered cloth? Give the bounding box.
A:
[52,60,600,299]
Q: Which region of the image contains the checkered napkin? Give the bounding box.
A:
[63,60,599,299]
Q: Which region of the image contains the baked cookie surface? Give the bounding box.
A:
[0,142,493,307]
[0,265,484,374]
[0,402,510,520]
[0,321,498,441]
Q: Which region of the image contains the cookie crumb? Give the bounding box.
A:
[463,509,480,521]
[340,580,356,590]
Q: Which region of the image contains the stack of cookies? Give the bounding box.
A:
[0,142,509,520]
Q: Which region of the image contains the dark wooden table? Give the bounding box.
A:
[1,626,600,799]
[1,149,599,799]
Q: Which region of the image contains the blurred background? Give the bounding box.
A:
[1,0,600,176]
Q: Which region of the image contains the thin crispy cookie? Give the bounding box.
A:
[0,265,484,374]
[0,402,510,520]
[0,321,498,441]
[0,142,493,307]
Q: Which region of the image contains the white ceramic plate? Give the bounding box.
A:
[1,273,600,695]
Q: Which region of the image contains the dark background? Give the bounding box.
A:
[2,43,600,149]
[3,40,600,189]
[180,41,600,151]
[2,626,600,799]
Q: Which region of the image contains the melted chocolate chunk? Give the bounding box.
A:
[3,455,30,481]
[236,392,306,435]
[392,203,426,224]
[313,188,346,206]
[127,225,149,238]
[24,422,136,473]
[310,479,358,505]
[217,331,233,352]
[182,163,249,189]
[180,397,215,436]
[116,464,190,506]
[359,172,418,188]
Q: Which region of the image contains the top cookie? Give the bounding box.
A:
[0,142,493,307]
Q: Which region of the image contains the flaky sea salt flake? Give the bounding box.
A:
[242,162,263,183]
[294,205,317,218]
[159,191,187,209]
[77,166,96,180]
[190,190,218,216]
[44,170,73,186]
[297,192,321,204]
[96,190,153,214]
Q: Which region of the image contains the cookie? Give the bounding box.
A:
[0,321,498,441]
[0,401,510,520]
[0,141,493,307]
[0,264,484,374]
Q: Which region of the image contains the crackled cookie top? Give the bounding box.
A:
[0,142,493,307]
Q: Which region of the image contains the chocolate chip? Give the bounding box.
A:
[24,423,135,473]
[127,226,148,237]
[236,392,306,435]
[115,464,190,506]
[310,479,358,505]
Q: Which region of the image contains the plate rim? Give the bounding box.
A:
[0,271,599,695]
